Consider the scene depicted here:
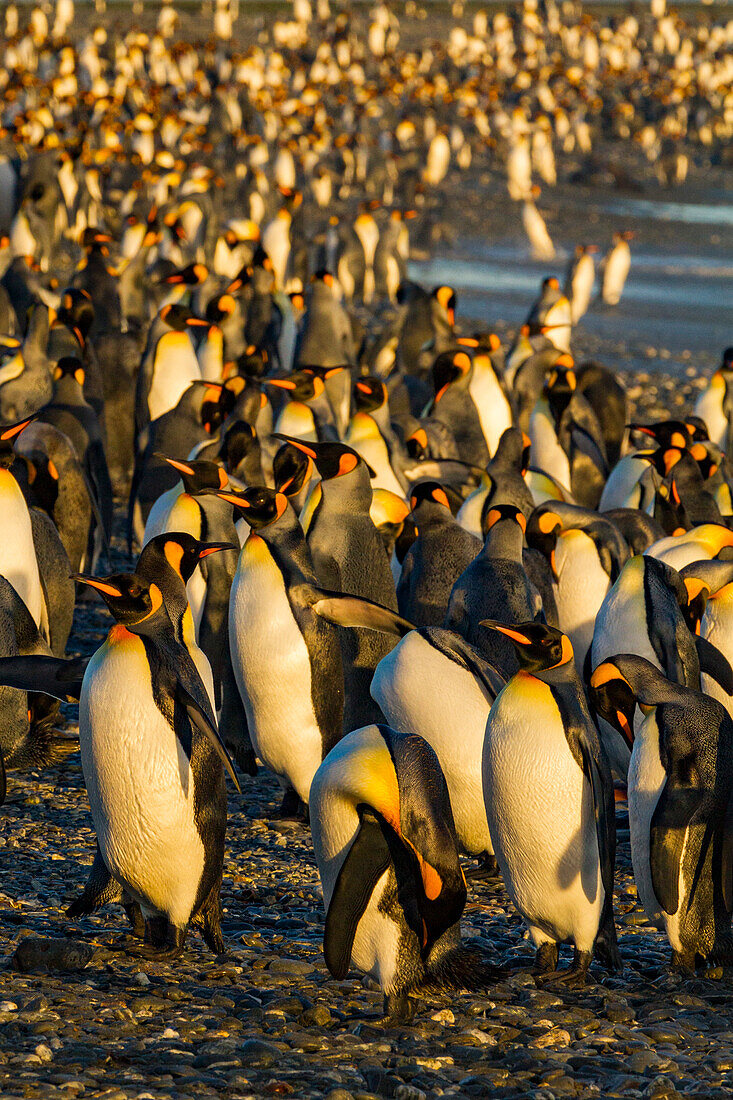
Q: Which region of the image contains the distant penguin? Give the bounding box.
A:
[591,655,733,970]
[564,245,596,324]
[483,621,619,984]
[601,231,632,306]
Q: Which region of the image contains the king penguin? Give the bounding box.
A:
[482,620,619,984]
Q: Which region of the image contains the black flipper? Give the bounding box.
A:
[176,681,241,793]
[0,654,88,701]
[695,635,733,695]
[650,782,703,915]
[324,812,391,981]
[309,588,414,637]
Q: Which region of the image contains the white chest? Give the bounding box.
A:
[483,677,602,948]
[79,633,205,927]
[229,538,323,802]
[148,331,202,421]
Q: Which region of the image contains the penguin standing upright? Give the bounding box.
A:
[591,655,733,969]
[483,621,619,984]
[444,504,543,677]
[564,244,596,324]
[294,440,402,731]
[311,723,493,1020]
[0,416,50,638]
[397,481,481,627]
[212,486,346,809]
[601,231,632,306]
[6,570,241,956]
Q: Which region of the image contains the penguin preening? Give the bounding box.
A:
[310,723,500,1020]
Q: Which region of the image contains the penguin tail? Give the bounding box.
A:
[424,943,507,992]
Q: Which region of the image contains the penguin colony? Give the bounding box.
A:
[0,0,732,1024]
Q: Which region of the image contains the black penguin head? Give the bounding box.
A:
[680,573,712,634]
[58,288,94,343]
[159,262,208,287]
[544,354,576,404]
[53,356,85,388]
[272,437,366,482]
[80,228,112,255]
[628,420,691,451]
[684,416,710,443]
[589,661,637,750]
[721,347,733,371]
[526,508,562,581]
[481,502,527,541]
[159,303,209,332]
[236,344,269,380]
[431,285,456,326]
[0,416,36,470]
[219,420,259,472]
[353,376,387,415]
[432,349,472,398]
[74,572,167,630]
[273,441,315,498]
[137,534,236,586]
[157,454,228,495]
[265,371,325,403]
[409,480,453,515]
[480,619,573,674]
[211,485,289,529]
[205,292,238,324]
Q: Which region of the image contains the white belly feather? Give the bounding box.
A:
[79,629,205,927]
[483,675,602,950]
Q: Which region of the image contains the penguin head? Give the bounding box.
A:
[721,348,733,373]
[0,416,36,469]
[544,354,576,406]
[480,502,527,541]
[432,350,472,400]
[409,480,454,516]
[273,440,315,498]
[160,262,209,287]
[431,285,456,327]
[210,485,290,529]
[159,302,209,333]
[272,437,366,483]
[53,355,85,389]
[353,376,388,415]
[74,572,169,631]
[58,288,94,344]
[236,344,270,380]
[157,455,228,495]
[370,489,411,552]
[589,660,638,750]
[628,420,691,451]
[479,619,573,675]
[220,421,260,475]
[265,371,325,404]
[138,534,237,586]
[493,426,532,475]
[684,416,710,444]
[526,507,562,580]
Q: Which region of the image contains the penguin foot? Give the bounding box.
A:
[466,853,500,882]
[383,990,416,1024]
[532,941,559,975]
[128,916,186,960]
[536,949,592,989]
[123,902,145,939]
[671,949,696,975]
[128,943,185,961]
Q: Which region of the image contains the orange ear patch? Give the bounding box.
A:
[337,452,358,477]
[431,487,450,509]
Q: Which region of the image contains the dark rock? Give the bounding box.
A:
[12,938,95,973]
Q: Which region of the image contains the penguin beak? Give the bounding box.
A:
[479,621,532,645]
[72,575,124,598]
[159,455,195,476]
[197,542,237,558]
